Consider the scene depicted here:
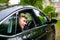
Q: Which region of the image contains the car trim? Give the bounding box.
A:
[0,24,48,38]
[0,23,55,38]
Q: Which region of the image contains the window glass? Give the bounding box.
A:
[26,13,32,20]
[33,9,47,25]
[0,13,16,35]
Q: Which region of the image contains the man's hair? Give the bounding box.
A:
[18,12,27,19]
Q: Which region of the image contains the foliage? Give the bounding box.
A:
[20,0,43,9]
[55,20,60,28]
[42,5,56,17]
[0,0,6,3]
[38,15,46,24]
[34,0,43,9]
[50,11,56,17]
[43,5,55,14]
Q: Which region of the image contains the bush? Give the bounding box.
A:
[42,5,56,17]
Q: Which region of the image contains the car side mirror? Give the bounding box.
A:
[48,13,57,24]
[51,19,57,24]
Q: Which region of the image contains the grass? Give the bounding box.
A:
[55,19,60,40]
[55,20,60,27]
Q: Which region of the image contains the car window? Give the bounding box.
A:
[0,13,16,36]
[26,13,32,20]
[33,9,47,25]
[0,8,14,22]
[39,12,47,24]
[26,13,35,29]
[16,9,36,34]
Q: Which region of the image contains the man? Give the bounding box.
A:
[18,12,27,30]
[17,12,28,33]
[17,12,28,40]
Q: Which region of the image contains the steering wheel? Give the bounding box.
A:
[26,20,32,27]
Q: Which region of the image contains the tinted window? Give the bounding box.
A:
[0,6,20,22]
[0,9,14,22]
[33,9,47,25]
[0,13,16,35]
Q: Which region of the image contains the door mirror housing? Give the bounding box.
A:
[47,19,57,24]
[51,19,57,24]
[47,18,57,24]
[47,12,57,24]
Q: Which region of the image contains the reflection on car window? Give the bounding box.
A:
[26,13,32,20]
[0,14,16,35]
[26,13,35,29]
[33,9,47,25]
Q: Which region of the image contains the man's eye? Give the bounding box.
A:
[24,20,26,22]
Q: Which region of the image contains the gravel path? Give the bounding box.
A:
[55,26,60,40]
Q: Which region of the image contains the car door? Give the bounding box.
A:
[7,9,46,40]
[30,8,48,40]
[0,8,48,40]
[13,9,49,40]
[32,8,55,40]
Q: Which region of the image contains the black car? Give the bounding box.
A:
[0,5,57,40]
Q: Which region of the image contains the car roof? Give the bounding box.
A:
[0,5,34,13]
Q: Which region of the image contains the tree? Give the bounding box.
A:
[42,5,56,17]
[0,0,6,3]
[20,0,43,9]
[5,0,9,7]
[0,0,9,10]
[0,0,9,7]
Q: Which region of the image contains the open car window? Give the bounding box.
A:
[16,9,36,34]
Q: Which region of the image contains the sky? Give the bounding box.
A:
[9,0,20,5]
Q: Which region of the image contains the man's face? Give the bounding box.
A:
[19,14,27,29]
